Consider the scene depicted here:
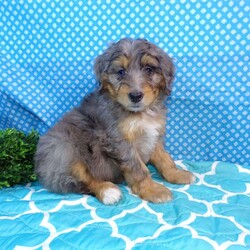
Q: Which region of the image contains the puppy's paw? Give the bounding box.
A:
[98,183,122,205]
[138,181,172,203]
[165,169,196,185]
[102,187,122,205]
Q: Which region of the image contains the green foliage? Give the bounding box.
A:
[0,128,39,189]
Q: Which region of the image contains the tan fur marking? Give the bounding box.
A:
[141,54,159,67]
[113,55,129,69]
[117,84,130,95]
[150,143,195,184]
[123,158,172,203]
[142,84,158,106]
[105,83,117,97]
[116,84,131,108]
[71,162,121,203]
[71,161,92,185]
[101,75,117,97]
[118,113,143,141]
[118,111,165,142]
[123,157,150,185]
[133,176,172,203]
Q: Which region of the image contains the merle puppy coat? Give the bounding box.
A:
[35,38,195,204]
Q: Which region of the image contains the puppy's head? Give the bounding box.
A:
[94,38,175,112]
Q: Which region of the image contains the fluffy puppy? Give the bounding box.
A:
[35,38,195,205]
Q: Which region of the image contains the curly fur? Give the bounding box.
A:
[35,38,195,204]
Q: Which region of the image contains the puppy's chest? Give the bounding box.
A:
[118,113,165,161]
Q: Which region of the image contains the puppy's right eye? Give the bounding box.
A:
[117,69,126,77]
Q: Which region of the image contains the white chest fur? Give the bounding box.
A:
[127,116,161,141]
[119,112,165,163]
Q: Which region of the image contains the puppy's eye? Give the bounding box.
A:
[144,66,153,75]
[117,69,126,77]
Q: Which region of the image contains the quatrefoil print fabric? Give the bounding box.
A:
[0,0,249,165]
[1,161,250,249]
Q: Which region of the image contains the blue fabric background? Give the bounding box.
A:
[0,0,249,165]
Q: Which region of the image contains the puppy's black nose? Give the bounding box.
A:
[128,91,144,103]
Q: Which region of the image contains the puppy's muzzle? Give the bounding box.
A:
[128,91,144,103]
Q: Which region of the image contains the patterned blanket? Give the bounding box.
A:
[1,161,250,249]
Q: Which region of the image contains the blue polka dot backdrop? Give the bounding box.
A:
[0,1,249,165]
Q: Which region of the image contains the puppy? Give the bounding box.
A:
[35,38,195,205]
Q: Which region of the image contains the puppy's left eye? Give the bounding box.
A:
[117,69,126,77]
[144,66,153,75]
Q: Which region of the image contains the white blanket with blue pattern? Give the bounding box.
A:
[1,161,250,249]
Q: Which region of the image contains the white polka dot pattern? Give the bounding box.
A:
[0,0,249,165]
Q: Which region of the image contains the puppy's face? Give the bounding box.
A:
[95,38,175,112]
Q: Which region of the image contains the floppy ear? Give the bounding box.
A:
[159,52,175,96]
[94,52,109,85]
[94,41,121,85]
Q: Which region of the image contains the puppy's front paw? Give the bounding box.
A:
[138,181,172,203]
[164,169,196,185]
[184,171,196,184]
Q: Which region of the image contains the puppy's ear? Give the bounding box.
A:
[156,47,175,95]
[94,52,109,84]
[159,52,175,96]
[94,41,120,85]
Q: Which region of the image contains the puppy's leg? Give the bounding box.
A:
[71,162,122,205]
[150,142,195,184]
[122,155,172,203]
